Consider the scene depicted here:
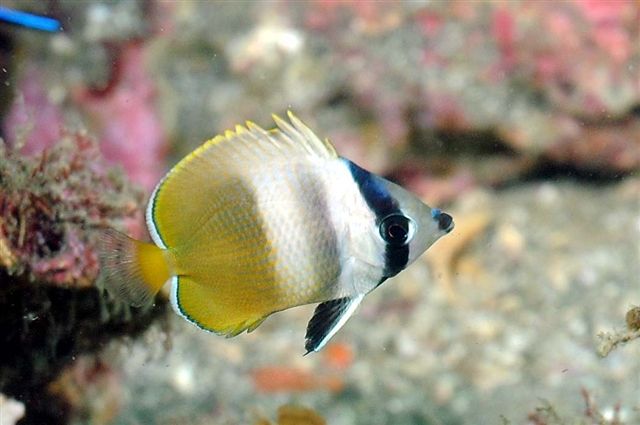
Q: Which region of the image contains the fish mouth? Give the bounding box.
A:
[431,209,454,233]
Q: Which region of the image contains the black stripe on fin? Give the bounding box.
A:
[304,294,364,354]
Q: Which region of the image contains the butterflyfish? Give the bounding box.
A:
[99,112,454,354]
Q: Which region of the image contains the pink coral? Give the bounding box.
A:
[492,7,517,73]
[30,230,99,287]
[3,42,167,193]
[73,42,167,192]
[2,67,64,155]
[575,0,636,63]
[320,0,640,172]
[0,132,143,287]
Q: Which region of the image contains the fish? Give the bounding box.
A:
[0,7,60,32]
[99,112,454,354]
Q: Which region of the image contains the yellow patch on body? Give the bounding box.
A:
[148,115,341,335]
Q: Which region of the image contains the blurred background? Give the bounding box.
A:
[0,1,638,424]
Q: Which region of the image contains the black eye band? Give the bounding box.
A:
[379,214,412,246]
[345,159,410,278]
[379,214,412,278]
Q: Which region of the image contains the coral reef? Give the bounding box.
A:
[0,1,637,424]
[5,1,635,195]
[71,42,167,192]
[140,0,640,178]
[0,134,166,424]
[2,2,167,192]
[0,132,143,285]
[2,67,64,156]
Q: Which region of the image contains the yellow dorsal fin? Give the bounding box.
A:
[146,111,337,249]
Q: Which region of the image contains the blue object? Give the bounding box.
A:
[0,6,60,32]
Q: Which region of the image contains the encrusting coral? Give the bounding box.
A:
[0,131,142,285]
[0,132,166,424]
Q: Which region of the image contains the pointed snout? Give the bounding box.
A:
[431,208,454,233]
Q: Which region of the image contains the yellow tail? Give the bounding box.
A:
[98,228,172,306]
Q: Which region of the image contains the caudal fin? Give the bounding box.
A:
[98,228,172,306]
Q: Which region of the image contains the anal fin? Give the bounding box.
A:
[304,294,364,354]
[171,276,267,337]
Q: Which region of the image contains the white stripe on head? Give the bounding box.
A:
[332,159,385,294]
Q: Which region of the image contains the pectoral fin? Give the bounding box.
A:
[304,294,364,354]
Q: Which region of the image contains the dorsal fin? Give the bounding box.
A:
[146,111,337,249]
[272,111,338,159]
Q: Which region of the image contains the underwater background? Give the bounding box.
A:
[0,1,638,424]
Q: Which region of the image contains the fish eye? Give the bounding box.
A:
[379,214,415,246]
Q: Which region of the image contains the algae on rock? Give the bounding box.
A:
[0,133,167,424]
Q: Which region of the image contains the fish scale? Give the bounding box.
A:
[255,163,340,305]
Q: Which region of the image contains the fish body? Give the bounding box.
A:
[100,112,453,353]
